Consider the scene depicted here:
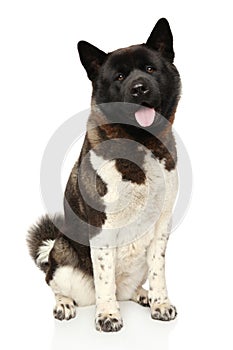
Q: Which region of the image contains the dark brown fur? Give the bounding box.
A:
[27,215,63,272]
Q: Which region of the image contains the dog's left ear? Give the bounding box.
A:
[146,18,174,63]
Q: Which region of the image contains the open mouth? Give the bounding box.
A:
[135,103,157,127]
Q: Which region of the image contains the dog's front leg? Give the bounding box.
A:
[90,246,123,332]
[147,214,177,321]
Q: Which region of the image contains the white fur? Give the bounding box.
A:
[90,248,117,303]
[147,167,178,314]
[50,266,95,306]
[89,148,167,248]
[90,247,121,326]
[36,239,55,266]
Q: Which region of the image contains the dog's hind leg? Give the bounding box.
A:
[53,294,76,321]
[131,286,149,307]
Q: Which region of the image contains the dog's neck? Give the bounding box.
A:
[85,102,177,171]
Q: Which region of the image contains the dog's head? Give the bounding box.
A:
[78,18,181,128]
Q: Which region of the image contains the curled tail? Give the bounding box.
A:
[27,214,63,272]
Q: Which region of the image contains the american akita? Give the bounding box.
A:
[27,18,181,332]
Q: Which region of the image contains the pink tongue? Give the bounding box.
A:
[135,107,155,127]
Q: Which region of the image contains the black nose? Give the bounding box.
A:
[130,83,150,97]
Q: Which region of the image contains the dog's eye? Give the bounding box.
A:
[146,66,155,73]
[116,73,125,81]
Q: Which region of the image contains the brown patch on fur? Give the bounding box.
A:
[49,236,79,266]
[94,132,147,184]
[88,106,177,172]
[87,126,102,148]
[115,159,145,184]
[88,103,177,172]
[87,109,148,183]
[143,128,177,171]
[168,113,175,125]
[98,124,131,140]
[96,174,108,196]
[46,235,94,284]
[45,254,58,284]
[64,134,107,237]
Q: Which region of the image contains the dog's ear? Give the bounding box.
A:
[77,41,107,81]
[146,18,174,63]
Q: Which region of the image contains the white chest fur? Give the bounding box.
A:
[89,148,178,248]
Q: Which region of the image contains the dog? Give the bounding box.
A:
[27,18,181,332]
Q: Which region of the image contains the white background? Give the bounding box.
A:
[1,1,233,349]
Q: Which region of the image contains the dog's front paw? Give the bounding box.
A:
[95,312,123,332]
[150,303,177,321]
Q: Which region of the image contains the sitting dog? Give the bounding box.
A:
[27,18,181,332]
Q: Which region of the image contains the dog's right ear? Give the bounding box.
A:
[77,41,107,81]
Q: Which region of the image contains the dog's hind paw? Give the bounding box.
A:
[53,295,76,321]
[131,286,149,307]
